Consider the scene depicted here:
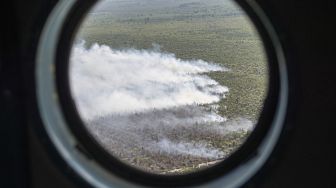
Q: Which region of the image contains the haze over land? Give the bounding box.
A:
[71,41,228,120]
[70,0,268,174]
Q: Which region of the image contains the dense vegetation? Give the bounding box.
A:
[77,0,268,122]
[74,0,268,173]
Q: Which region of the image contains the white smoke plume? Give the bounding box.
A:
[69,41,252,160]
[156,138,224,159]
[70,41,228,120]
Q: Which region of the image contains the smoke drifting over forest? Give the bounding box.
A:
[70,41,228,119]
[69,41,253,161]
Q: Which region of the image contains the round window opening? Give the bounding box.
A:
[69,0,269,175]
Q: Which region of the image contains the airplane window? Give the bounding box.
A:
[69,0,269,175]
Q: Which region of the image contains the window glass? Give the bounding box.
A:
[70,0,268,174]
